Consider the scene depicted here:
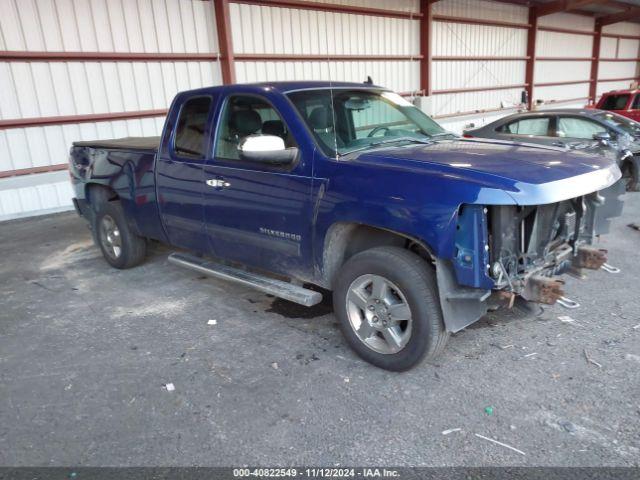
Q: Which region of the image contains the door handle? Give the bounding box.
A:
[206,178,231,188]
[552,141,566,147]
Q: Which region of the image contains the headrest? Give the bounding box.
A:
[308,106,332,131]
[262,120,285,137]
[230,110,262,135]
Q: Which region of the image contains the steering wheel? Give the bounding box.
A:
[368,126,391,138]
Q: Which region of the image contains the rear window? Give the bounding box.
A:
[174,96,213,159]
[600,94,630,111]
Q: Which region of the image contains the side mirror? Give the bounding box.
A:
[593,132,611,144]
[238,135,298,164]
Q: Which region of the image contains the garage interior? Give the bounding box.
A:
[1,0,639,220]
[1,0,640,468]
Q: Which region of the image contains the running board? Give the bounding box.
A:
[168,252,323,307]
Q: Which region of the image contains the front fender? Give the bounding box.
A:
[312,150,526,291]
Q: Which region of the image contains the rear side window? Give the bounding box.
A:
[174,96,213,159]
[632,95,640,110]
[600,94,630,111]
[501,118,550,136]
[557,117,607,139]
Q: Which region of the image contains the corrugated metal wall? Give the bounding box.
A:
[534,12,593,108]
[432,0,528,131]
[230,2,421,93]
[598,21,640,97]
[0,0,638,220]
[0,0,222,220]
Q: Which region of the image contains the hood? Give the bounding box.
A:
[348,138,621,205]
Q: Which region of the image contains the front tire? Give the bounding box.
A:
[333,246,448,371]
[94,201,146,269]
[624,158,640,192]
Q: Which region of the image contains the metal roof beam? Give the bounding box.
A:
[536,0,609,17]
[598,6,640,26]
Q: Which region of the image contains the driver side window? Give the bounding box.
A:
[557,117,607,139]
[214,95,296,161]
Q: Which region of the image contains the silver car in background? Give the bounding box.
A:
[464,109,640,191]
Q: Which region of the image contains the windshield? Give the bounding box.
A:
[599,94,629,111]
[287,89,446,156]
[595,111,640,138]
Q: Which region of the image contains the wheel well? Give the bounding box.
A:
[321,223,434,289]
[86,184,119,211]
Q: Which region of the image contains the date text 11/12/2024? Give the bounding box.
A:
[232,468,400,478]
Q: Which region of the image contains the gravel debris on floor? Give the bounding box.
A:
[1,194,639,467]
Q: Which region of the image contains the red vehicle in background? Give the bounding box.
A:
[595,88,640,122]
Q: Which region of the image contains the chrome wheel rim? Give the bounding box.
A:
[346,274,412,355]
[99,214,122,259]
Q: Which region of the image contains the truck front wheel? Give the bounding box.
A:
[333,246,448,371]
[94,201,146,269]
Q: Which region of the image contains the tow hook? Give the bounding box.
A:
[601,263,621,274]
[521,276,566,305]
[572,246,608,270]
[557,296,581,309]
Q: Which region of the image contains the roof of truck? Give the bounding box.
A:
[601,88,639,95]
[183,81,387,96]
[251,81,385,92]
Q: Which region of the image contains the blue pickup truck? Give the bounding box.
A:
[69,81,623,371]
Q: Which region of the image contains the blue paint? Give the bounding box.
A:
[453,205,493,289]
[69,81,621,290]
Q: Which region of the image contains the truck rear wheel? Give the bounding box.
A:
[94,201,146,269]
[333,246,448,371]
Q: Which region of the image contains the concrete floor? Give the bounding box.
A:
[1,196,639,467]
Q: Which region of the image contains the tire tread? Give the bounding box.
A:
[94,200,146,269]
[333,246,448,371]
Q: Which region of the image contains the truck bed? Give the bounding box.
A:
[72,136,161,152]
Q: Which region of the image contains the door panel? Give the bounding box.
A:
[156,94,218,253]
[202,165,313,274]
[203,94,314,277]
[156,160,207,251]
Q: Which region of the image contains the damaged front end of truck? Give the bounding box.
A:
[436,167,625,333]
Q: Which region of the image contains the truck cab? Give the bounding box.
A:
[596,88,640,122]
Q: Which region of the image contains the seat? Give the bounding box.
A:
[262,120,285,139]
[308,106,343,150]
[175,113,208,156]
[230,109,262,137]
[218,109,262,159]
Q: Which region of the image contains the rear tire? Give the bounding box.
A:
[333,246,448,371]
[94,201,146,269]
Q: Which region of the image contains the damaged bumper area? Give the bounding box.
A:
[437,185,624,333]
[521,276,566,305]
[487,191,617,296]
